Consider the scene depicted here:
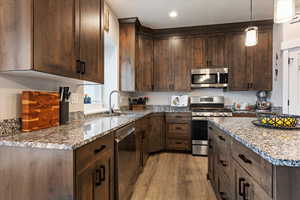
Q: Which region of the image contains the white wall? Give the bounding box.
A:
[0,73,84,120]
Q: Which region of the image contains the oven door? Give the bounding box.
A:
[191,119,208,156]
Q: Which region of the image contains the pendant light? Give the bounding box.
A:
[245,0,258,46]
[274,0,295,23]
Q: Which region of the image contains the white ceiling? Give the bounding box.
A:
[106,0,274,29]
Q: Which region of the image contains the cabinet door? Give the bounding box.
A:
[171,37,192,91]
[78,0,104,83]
[206,35,226,67]
[34,0,79,79]
[226,32,249,91]
[153,39,173,91]
[77,149,113,200]
[136,35,154,91]
[0,0,32,71]
[77,163,96,200]
[234,162,271,200]
[249,30,273,91]
[148,115,165,153]
[94,151,113,200]
[192,37,207,68]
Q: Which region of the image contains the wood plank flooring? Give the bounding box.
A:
[131,152,217,200]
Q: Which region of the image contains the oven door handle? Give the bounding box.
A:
[115,128,135,143]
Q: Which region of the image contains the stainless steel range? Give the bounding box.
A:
[191,96,232,156]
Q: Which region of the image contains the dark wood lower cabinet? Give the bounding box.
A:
[148,113,165,153]
[208,122,300,200]
[165,113,191,152]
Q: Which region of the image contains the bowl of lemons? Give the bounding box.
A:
[252,114,300,130]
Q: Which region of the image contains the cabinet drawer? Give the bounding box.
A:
[209,124,231,156]
[166,113,191,123]
[234,161,272,200]
[166,139,189,151]
[218,173,234,200]
[76,133,114,174]
[215,145,232,179]
[232,140,272,197]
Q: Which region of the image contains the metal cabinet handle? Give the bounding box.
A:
[175,142,182,145]
[76,60,81,73]
[218,135,225,141]
[219,192,227,200]
[238,154,252,164]
[219,160,228,167]
[80,61,86,75]
[175,127,182,130]
[175,116,182,118]
[208,139,213,149]
[100,165,106,182]
[243,182,250,200]
[239,178,245,196]
[94,145,106,154]
[95,169,101,186]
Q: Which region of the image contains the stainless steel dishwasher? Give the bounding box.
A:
[115,123,138,200]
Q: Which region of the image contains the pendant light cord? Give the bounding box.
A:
[250,0,253,21]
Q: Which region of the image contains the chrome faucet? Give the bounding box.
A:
[109,90,122,114]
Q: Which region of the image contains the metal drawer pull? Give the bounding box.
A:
[243,182,250,200]
[95,169,101,186]
[219,160,228,167]
[175,142,183,145]
[94,145,106,154]
[218,135,225,141]
[238,154,252,164]
[175,127,182,130]
[238,178,245,196]
[100,165,106,182]
[220,192,227,200]
[175,116,182,118]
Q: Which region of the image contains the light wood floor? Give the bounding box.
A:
[131,152,217,200]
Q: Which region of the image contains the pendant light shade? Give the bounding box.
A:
[245,0,258,46]
[245,26,258,46]
[274,0,295,23]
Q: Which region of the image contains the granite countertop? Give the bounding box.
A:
[0,111,152,150]
[209,117,300,167]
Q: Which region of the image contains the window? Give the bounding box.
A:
[84,15,119,114]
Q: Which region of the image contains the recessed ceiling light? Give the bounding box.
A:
[169,11,178,18]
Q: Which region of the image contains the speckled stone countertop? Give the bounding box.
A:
[209,117,300,167]
[0,111,152,150]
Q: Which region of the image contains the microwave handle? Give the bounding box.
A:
[217,72,220,84]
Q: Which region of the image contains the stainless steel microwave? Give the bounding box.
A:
[191,68,229,88]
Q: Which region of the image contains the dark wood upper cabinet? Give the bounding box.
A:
[0,0,33,71]
[171,37,192,91]
[192,35,225,69]
[78,0,104,83]
[136,35,154,91]
[119,18,154,92]
[226,32,249,91]
[206,34,226,67]
[192,37,207,68]
[249,30,273,91]
[153,37,192,91]
[153,38,173,91]
[34,0,79,79]
[0,0,104,83]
